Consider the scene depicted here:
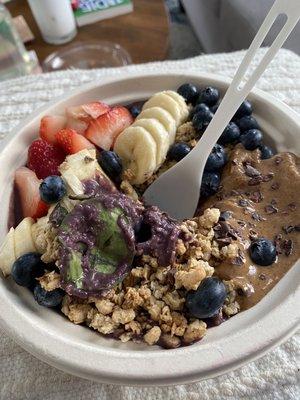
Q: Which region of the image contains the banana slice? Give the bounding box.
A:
[132,118,169,167]
[59,149,112,196]
[0,228,16,276]
[31,216,49,254]
[142,92,182,125]
[114,126,157,184]
[163,90,189,122]
[137,107,176,144]
[14,217,37,259]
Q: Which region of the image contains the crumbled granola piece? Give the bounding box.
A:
[138,285,151,301]
[141,255,158,269]
[183,320,207,344]
[160,305,172,325]
[38,270,60,291]
[112,307,136,324]
[144,326,161,345]
[160,323,171,333]
[159,333,181,349]
[89,312,118,335]
[120,332,133,342]
[146,297,164,322]
[120,180,139,201]
[122,287,144,309]
[171,312,187,336]
[131,265,151,281]
[175,259,207,290]
[41,225,60,264]
[125,320,141,335]
[223,301,240,316]
[163,290,185,311]
[61,296,92,325]
[176,239,187,256]
[198,208,220,229]
[176,121,197,143]
[150,281,169,299]
[220,243,239,259]
[95,299,114,315]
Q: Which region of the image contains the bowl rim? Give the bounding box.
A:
[0,70,299,386]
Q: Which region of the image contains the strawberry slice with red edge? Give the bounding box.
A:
[27,139,66,179]
[40,115,67,144]
[66,101,110,134]
[85,106,133,150]
[56,128,95,154]
[15,167,49,219]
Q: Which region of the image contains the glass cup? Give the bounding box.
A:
[27,0,77,45]
[0,3,35,81]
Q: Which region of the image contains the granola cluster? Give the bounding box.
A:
[59,208,240,348]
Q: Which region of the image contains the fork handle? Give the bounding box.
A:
[188,0,300,166]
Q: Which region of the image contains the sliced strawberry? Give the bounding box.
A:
[27,139,66,179]
[66,101,110,134]
[56,128,95,154]
[40,115,67,144]
[82,102,110,120]
[85,106,133,150]
[66,117,88,135]
[15,167,49,219]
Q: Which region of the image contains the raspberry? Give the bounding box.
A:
[27,139,65,179]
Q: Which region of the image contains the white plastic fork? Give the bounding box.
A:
[143,0,300,220]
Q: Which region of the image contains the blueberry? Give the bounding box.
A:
[240,129,263,150]
[218,122,240,145]
[39,176,66,204]
[168,142,191,162]
[128,103,142,118]
[249,238,276,266]
[98,150,123,180]
[198,86,220,106]
[190,103,210,120]
[259,144,274,159]
[205,144,227,172]
[177,83,200,105]
[236,115,260,132]
[234,100,253,119]
[186,277,227,319]
[33,283,64,307]
[192,108,213,132]
[200,172,220,197]
[11,253,45,288]
[210,104,219,113]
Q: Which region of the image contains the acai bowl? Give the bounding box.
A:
[0,71,299,385]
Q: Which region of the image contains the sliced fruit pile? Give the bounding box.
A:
[15,101,133,221]
[114,90,189,184]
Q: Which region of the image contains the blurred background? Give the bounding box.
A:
[1,0,299,82]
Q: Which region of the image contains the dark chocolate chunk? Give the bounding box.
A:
[248,190,263,203]
[265,204,278,214]
[238,199,250,207]
[271,182,280,190]
[244,164,261,177]
[219,210,233,221]
[282,239,293,256]
[252,212,266,221]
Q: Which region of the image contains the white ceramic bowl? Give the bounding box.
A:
[0,71,299,386]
